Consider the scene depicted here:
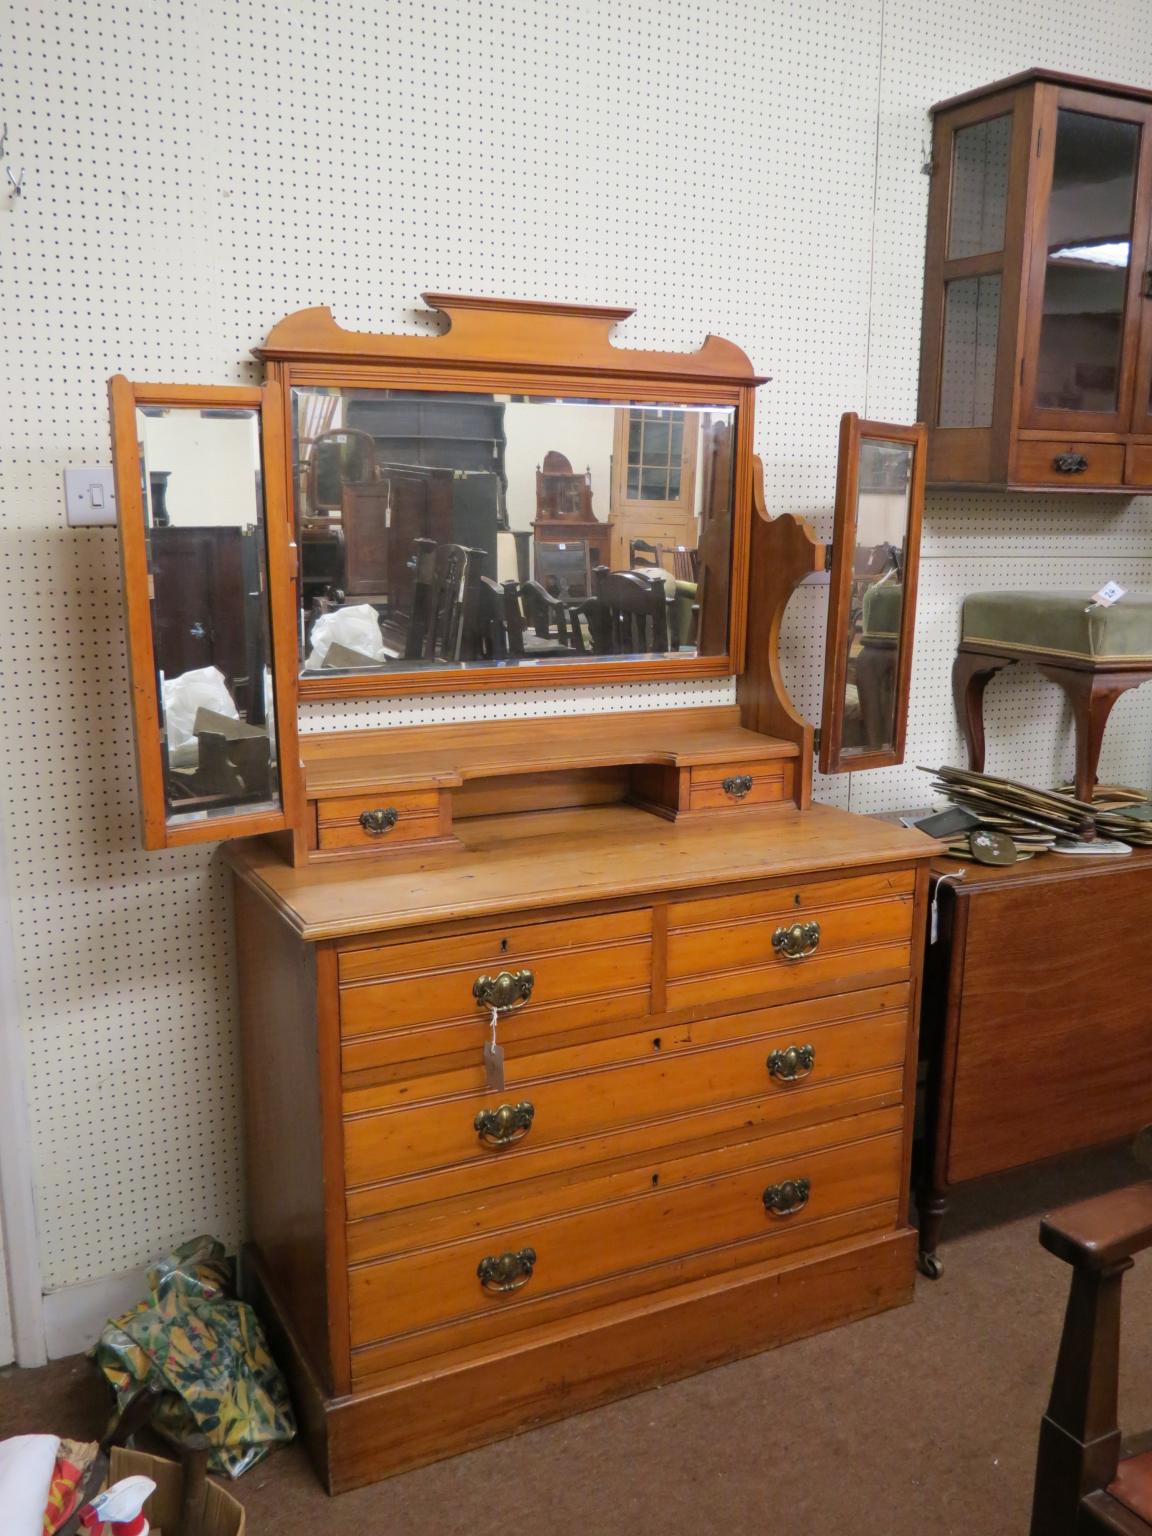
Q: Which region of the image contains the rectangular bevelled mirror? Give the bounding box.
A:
[110,378,300,849]
[819,413,926,774]
[290,387,736,677]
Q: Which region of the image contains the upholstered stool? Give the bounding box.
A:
[954,590,1152,800]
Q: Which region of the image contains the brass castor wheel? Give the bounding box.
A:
[917,1250,943,1280]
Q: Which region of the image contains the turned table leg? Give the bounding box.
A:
[952,650,1013,772]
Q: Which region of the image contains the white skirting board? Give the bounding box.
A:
[41,1268,148,1362]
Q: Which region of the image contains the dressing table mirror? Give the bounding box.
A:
[108,379,301,849]
[819,413,926,773]
[108,298,937,1496]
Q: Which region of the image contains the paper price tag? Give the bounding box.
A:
[1090,580,1126,607]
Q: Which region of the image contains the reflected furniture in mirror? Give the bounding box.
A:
[110,295,937,1494]
[953,589,1152,801]
[920,69,1152,490]
[820,414,926,774]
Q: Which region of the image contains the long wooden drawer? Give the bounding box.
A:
[339,910,653,1073]
[348,1106,903,1378]
[666,870,914,1013]
[342,983,910,1193]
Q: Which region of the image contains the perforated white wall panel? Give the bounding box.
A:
[3,0,1152,1290]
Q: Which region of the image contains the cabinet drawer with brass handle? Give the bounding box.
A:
[1013,438,1124,489]
[337,909,653,1073]
[343,985,909,1217]
[667,892,913,1014]
[688,758,791,812]
[347,1107,904,1377]
[314,788,446,852]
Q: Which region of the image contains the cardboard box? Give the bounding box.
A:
[103,1448,245,1536]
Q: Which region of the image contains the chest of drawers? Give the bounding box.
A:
[228,800,932,1492]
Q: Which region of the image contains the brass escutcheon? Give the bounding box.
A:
[722,774,754,800]
[477,1247,537,1293]
[763,1176,811,1218]
[359,807,399,836]
[772,920,821,961]
[473,969,535,1012]
[474,1101,535,1148]
[767,1043,816,1083]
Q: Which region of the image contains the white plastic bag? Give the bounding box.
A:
[305,604,387,670]
[0,1434,60,1536]
[162,666,239,767]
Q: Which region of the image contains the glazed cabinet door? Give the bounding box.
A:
[1020,86,1152,436]
[109,379,301,849]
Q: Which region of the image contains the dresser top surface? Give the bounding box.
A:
[931,845,1152,892]
[227,801,937,941]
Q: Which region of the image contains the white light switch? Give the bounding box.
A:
[64,465,117,527]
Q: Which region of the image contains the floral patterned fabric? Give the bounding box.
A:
[92,1237,295,1479]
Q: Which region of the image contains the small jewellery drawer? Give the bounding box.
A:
[315,789,445,851]
[1014,437,1125,488]
[666,869,915,1014]
[338,909,653,1074]
[342,982,910,1196]
[688,758,791,811]
[347,1105,904,1378]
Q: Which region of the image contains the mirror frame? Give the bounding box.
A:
[109,377,304,849]
[255,295,763,700]
[819,412,926,775]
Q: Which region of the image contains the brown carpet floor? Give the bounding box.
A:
[4,1150,1152,1536]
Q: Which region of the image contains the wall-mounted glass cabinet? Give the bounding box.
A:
[920,69,1152,491]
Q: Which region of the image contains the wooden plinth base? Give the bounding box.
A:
[245,1226,916,1495]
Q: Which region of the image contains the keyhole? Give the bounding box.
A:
[652,1036,662,1052]
[500,937,509,953]
[651,1172,660,1186]
[794,893,801,906]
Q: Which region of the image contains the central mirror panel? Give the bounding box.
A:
[291,387,736,676]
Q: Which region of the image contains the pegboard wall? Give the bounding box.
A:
[3,0,1152,1295]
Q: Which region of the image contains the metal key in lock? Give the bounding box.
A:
[483,1005,505,1092]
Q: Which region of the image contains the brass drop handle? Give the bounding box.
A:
[477,1247,537,1294]
[767,1043,816,1083]
[474,1101,535,1148]
[722,774,754,800]
[359,807,399,836]
[1053,451,1089,474]
[763,1176,811,1218]
[772,920,821,961]
[473,969,535,1012]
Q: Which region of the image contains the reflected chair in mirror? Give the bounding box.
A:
[404,539,487,662]
[306,428,378,515]
[473,577,526,662]
[629,537,663,569]
[592,567,677,654]
[1030,1180,1152,1535]
[518,580,598,656]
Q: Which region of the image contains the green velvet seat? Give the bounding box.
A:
[961,590,1152,662]
[954,589,1152,802]
[862,581,902,639]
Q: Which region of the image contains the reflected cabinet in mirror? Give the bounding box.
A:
[819,413,926,774]
[109,379,300,849]
[291,389,735,677]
